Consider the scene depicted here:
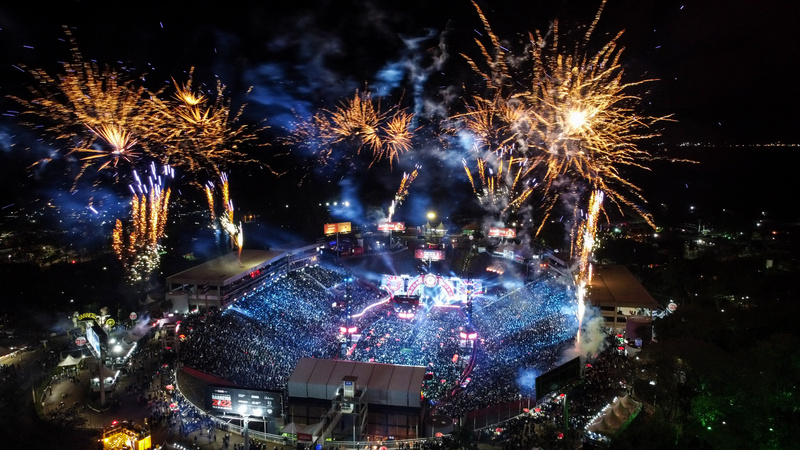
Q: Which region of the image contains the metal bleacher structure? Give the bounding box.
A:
[287,358,428,442]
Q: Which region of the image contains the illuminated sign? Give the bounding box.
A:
[378,222,405,232]
[86,325,105,358]
[381,274,484,303]
[210,391,233,411]
[78,312,99,322]
[324,222,352,235]
[488,227,516,238]
[206,386,283,418]
[459,331,478,340]
[415,249,445,261]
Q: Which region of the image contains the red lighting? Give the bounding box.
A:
[111,420,118,426]
[452,354,459,363]
[618,346,625,351]
[340,327,347,334]
[459,331,467,339]
[71,260,76,264]
[467,332,478,340]
[348,326,357,334]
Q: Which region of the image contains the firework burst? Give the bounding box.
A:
[11,27,164,177]
[157,70,269,179]
[460,1,671,348]
[288,89,414,171]
[13,32,271,185]
[76,124,141,171]
[459,0,667,231]
[462,153,536,215]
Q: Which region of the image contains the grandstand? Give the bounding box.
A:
[165,245,323,312]
[173,241,668,444]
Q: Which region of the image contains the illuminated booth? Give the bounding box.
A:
[102,421,151,450]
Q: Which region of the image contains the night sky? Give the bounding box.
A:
[1,0,799,233]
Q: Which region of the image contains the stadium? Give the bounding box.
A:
[164,233,632,446]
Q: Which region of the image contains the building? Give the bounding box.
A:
[166,246,325,313]
[587,265,659,332]
[165,249,286,312]
[287,358,427,442]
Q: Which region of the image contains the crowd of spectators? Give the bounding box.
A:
[438,275,578,417]
[350,307,468,400]
[179,266,386,391]
[475,339,632,448]
[179,265,583,419]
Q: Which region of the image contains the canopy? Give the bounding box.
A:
[281,422,303,435]
[586,395,642,436]
[58,355,83,366]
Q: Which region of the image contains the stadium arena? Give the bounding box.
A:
[170,241,605,444]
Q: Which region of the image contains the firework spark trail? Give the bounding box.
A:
[387,165,420,222]
[205,181,217,224]
[207,173,244,261]
[287,89,414,171]
[112,164,173,283]
[574,190,603,345]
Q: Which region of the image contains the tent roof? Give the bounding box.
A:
[586,395,642,436]
[58,354,83,366]
[281,422,303,434]
[589,265,659,310]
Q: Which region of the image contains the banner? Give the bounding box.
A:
[378,222,405,231]
[415,249,445,260]
[324,222,352,235]
[488,227,516,238]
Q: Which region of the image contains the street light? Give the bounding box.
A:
[237,405,252,450]
[427,211,436,220]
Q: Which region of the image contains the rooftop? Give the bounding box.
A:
[166,249,285,287]
[588,265,659,310]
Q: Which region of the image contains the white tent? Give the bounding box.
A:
[586,395,642,436]
[281,422,303,435]
[58,355,83,367]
